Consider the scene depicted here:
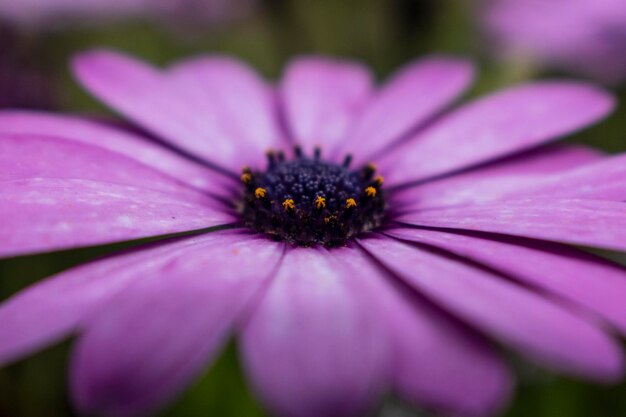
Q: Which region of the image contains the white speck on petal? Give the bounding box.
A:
[117,215,134,226]
[37,198,56,205]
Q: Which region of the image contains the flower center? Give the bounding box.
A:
[239,146,385,247]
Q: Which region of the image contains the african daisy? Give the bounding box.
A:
[1,49,625,417]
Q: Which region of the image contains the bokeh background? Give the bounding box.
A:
[1,1,626,416]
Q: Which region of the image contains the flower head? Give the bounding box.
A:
[0,0,254,30]
[1,50,626,417]
[479,0,626,83]
[0,27,56,109]
[240,146,385,246]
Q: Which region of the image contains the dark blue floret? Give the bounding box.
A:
[240,146,385,247]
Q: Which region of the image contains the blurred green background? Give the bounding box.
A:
[1,1,626,416]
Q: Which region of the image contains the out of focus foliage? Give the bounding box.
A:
[1,1,625,416]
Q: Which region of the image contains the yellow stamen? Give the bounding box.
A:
[315,196,326,209]
[365,186,377,198]
[374,175,384,186]
[345,198,357,209]
[240,173,252,184]
[282,199,295,210]
[255,188,267,198]
[324,215,335,223]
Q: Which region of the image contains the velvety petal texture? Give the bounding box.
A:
[501,153,626,201]
[0,111,230,193]
[0,134,210,197]
[379,82,614,185]
[344,243,512,416]
[280,57,373,157]
[360,237,624,381]
[71,232,283,417]
[334,56,474,162]
[72,49,282,172]
[387,228,626,335]
[0,231,269,366]
[0,239,173,366]
[241,247,388,417]
[168,56,284,162]
[0,179,233,257]
[399,199,626,252]
[394,145,604,209]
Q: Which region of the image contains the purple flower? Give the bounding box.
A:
[1,49,626,417]
[480,0,626,83]
[0,27,56,109]
[0,0,254,30]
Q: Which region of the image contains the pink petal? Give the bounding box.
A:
[0,231,246,366]
[394,145,604,210]
[0,133,215,198]
[335,56,475,163]
[280,57,373,158]
[72,49,280,172]
[360,236,624,381]
[348,243,512,417]
[483,0,626,83]
[387,227,626,336]
[241,247,388,417]
[71,233,283,417]
[398,198,626,252]
[0,178,233,257]
[168,55,286,168]
[379,82,615,185]
[503,152,626,201]
[0,110,229,193]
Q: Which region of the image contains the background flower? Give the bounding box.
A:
[0,27,56,109]
[0,0,255,30]
[478,0,626,84]
[0,0,255,110]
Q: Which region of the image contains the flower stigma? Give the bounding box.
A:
[239,146,386,247]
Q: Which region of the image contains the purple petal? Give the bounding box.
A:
[399,198,626,252]
[72,49,280,172]
[241,247,388,417]
[394,145,604,210]
[335,56,475,162]
[503,152,626,201]
[0,110,229,193]
[379,82,615,185]
[0,178,233,257]
[0,231,243,366]
[351,243,512,416]
[71,232,283,417]
[0,133,215,198]
[360,236,624,381]
[483,0,626,83]
[168,55,286,168]
[387,227,626,336]
[280,57,373,157]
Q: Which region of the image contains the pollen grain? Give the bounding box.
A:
[282,199,295,210]
[255,187,267,198]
